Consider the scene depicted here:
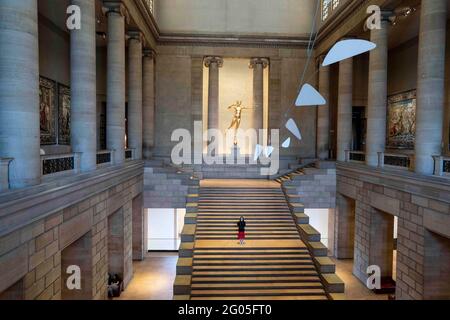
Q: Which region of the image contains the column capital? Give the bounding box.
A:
[127,30,144,43]
[102,1,130,23]
[204,56,223,68]
[249,58,269,69]
[143,48,156,59]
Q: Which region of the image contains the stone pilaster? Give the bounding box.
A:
[336,58,353,162]
[204,57,223,131]
[415,0,447,175]
[0,0,40,188]
[127,31,143,160]
[317,55,330,160]
[366,18,390,167]
[143,49,155,159]
[249,58,269,135]
[71,0,97,172]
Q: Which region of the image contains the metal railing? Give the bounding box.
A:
[378,152,413,171]
[41,153,81,177]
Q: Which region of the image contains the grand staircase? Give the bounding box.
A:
[177,184,332,300]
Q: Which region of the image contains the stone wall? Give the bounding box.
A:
[335,162,450,300]
[0,162,144,300]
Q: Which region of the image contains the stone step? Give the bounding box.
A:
[191,295,328,300]
[192,270,319,276]
[321,273,345,293]
[191,276,321,283]
[314,257,336,274]
[307,242,328,257]
[193,265,316,271]
[179,242,194,258]
[190,288,326,297]
[173,275,191,295]
[193,260,314,267]
[177,258,193,275]
[184,213,197,224]
[298,224,321,242]
[181,225,196,242]
[295,213,310,224]
[191,282,323,290]
[193,254,311,260]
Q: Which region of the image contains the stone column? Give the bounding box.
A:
[204,57,223,131]
[366,19,389,167]
[127,31,143,160]
[415,0,447,175]
[317,56,330,160]
[336,58,353,162]
[71,0,97,172]
[105,3,127,165]
[249,58,269,134]
[143,49,155,159]
[0,0,40,188]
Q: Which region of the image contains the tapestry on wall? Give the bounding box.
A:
[387,90,416,150]
[58,84,71,145]
[39,77,57,145]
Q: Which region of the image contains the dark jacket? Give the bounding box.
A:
[237,220,246,232]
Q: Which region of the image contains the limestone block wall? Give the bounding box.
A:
[336,162,450,300]
[285,162,337,209]
[0,162,144,300]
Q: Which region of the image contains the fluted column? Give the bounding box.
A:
[127,31,143,160]
[366,18,390,167]
[0,0,40,188]
[204,57,223,131]
[143,49,155,159]
[337,58,353,162]
[105,3,127,165]
[415,0,447,175]
[71,0,97,172]
[317,56,330,160]
[249,58,269,133]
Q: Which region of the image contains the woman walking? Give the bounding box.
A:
[237,216,246,245]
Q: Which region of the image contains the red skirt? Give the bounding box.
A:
[238,231,245,240]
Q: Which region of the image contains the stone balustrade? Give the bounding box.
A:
[378,152,414,170]
[125,148,136,161]
[96,150,115,167]
[433,155,450,177]
[344,150,365,163]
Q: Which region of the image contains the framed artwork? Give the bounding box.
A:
[58,84,71,145]
[39,77,57,145]
[387,90,416,150]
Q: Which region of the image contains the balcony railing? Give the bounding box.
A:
[378,152,414,171]
[41,153,81,178]
[433,156,450,177]
[345,150,366,163]
[0,158,13,192]
[125,148,135,161]
[97,150,114,167]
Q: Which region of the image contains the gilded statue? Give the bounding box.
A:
[227,101,252,145]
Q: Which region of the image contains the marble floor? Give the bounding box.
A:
[331,258,390,300]
[117,252,178,300]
